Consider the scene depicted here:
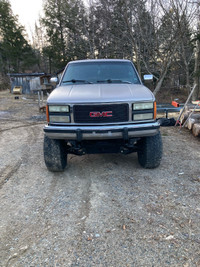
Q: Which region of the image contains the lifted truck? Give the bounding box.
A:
[44,59,162,172]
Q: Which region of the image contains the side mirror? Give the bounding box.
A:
[50,77,58,85]
[143,74,153,81]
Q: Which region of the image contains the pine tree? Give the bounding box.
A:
[0,0,38,73]
[42,0,89,71]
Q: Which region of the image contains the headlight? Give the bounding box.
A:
[49,105,70,112]
[133,102,153,110]
[133,113,153,120]
[49,115,70,123]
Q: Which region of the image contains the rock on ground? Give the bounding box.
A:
[0,91,200,266]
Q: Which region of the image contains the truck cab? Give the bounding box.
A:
[44,59,162,171]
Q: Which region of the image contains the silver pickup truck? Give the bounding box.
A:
[44,59,162,171]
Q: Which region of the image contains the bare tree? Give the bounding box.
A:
[192,1,200,100]
[152,0,195,95]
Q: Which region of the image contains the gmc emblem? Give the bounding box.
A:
[89,111,113,118]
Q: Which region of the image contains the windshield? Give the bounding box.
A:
[61,61,141,85]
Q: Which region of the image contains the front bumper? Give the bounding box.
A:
[44,122,160,141]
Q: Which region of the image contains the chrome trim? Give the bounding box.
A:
[47,101,155,125]
[44,122,160,140]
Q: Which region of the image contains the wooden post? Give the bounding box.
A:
[38,91,40,108]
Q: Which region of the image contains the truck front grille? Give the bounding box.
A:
[74,104,129,123]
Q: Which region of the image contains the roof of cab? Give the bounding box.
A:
[68,59,132,64]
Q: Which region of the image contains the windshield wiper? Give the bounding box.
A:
[97,79,131,84]
[62,79,93,84]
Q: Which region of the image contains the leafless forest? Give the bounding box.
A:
[0,0,199,98]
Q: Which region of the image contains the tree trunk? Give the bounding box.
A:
[153,57,172,96]
[192,21,200,101]
[135,47,141,77]
[181,42,191,93]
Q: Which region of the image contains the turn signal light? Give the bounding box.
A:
[154,102,157,120]
[46,105,49,123]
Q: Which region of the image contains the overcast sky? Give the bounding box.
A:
[10,0,43,40]
[9,0,89,41]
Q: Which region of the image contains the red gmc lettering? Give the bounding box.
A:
[89,111,113,118]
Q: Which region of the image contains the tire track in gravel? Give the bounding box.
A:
[0,124,46,266]
[2,155,94,267]
[0,122,44,132]
[74,169,92,237]
[1,105,200,267]
[0,161,22,189]
[0,124,42,190]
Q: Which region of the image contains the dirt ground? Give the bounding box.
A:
[0,90,200,267]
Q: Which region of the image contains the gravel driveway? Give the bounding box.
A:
[0,91,200,267]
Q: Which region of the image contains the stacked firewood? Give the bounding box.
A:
[180,103,200,137]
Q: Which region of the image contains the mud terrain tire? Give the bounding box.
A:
[44,135,67,172]
[137,131,162,168]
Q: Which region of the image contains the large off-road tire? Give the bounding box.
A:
[137,131,163,169]
[44,135,67,172]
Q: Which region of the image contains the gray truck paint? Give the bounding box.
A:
[47,84,155,104]
[44,59,159,140]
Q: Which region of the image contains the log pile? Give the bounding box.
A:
[192,123,200,137]
[179,105,200,137]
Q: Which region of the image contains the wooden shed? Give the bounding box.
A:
[8,73,52,94]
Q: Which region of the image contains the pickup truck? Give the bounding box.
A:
[44,59,162,171]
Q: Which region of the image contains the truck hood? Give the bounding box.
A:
[47,83,155,104]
